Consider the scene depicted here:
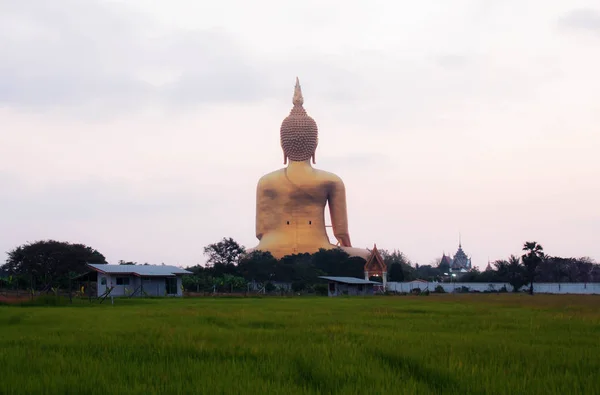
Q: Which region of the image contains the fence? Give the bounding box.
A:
[386,282,600,294]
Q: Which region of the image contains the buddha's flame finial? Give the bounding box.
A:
[293,77,304,106]
[281,76,316,164]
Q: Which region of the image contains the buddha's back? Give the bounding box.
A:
[255,164,339,257]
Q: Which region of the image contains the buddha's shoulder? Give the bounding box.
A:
[312,169,344,184]
[257,167,344,186]
[257,169,287,185]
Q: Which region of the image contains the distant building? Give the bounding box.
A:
[78,263,192,298]
[319,276,380,297]
[441,238,473,274]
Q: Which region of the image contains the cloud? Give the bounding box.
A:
[557,8,600,34]
[0,172,221,222]
[0,1,150,108]
[319,153,391,172]
[435,54,471,70]
[0,0,377,118]
[0,0,273,114]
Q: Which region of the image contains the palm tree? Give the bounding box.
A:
[493,259,509,281]
[506,255,526,292]
[522,241,544,295]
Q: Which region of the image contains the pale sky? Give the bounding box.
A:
[1,0,599,269]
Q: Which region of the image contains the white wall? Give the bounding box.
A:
[327,282,374,296]
[95,274,183,297]
[386,282,600,294]
[96,274,141,297]
[136,277,183,297]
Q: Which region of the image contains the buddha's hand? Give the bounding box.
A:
[335,234,352,247]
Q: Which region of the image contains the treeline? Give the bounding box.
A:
[1,238,598,295]
[0,238,413,294]
[413,242,599,294]
[172,239,600,295]
[182,238,406,294]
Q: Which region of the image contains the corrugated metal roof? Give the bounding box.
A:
[87,263,192,276]
[319,276,380,285]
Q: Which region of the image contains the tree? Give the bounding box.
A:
[346,256,369,277]
[380,249,412,282]
[312,248,364,278]
[380,249,411,266]
[476,267,501,283]
[459,268,481,282]
[203,237,246,275]
[2,240,107,290]
[237,251,278,282]
[537,257,569,282]
[575,257,596,282]
[218,274,247,292]
[543,256,595,283]
[182,274,200,292]
[493,259,510,282]
[284,253,323,287]
[264,282,276,293]
[507,254,526,292]
[388,263,405,282]
[522,241,544,295]
[413,265,440,282]
[437,258,450,275]
[118,260,137,265]
[291,281,306,293]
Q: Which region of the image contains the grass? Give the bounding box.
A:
[1,294,599,395]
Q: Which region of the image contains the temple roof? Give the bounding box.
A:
[447,237,472,270]
[440,254,452,266]
[365,244,387,272]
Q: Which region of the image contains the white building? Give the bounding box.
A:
[81,263,192,298]
[319,276,380,296]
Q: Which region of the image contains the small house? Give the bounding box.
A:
[319,276,380,297]
[80,263,192,298]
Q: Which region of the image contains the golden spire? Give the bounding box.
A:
[280,77,317,164]
[293,77,304,106]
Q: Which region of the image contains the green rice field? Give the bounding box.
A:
[1,294,599,395]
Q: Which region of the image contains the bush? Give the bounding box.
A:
[291,281,305,293]
[410,288,421,295]
[434,285,446,294]
[313,284,328,296]
[264,282,276,293]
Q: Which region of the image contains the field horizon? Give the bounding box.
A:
[1,294,598,394]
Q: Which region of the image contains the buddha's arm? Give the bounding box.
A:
[255,178,266,240]
[328,178,352,247]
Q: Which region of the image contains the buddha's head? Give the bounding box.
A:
[280,78,319,164]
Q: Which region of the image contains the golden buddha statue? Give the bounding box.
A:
[248,78,370,260]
